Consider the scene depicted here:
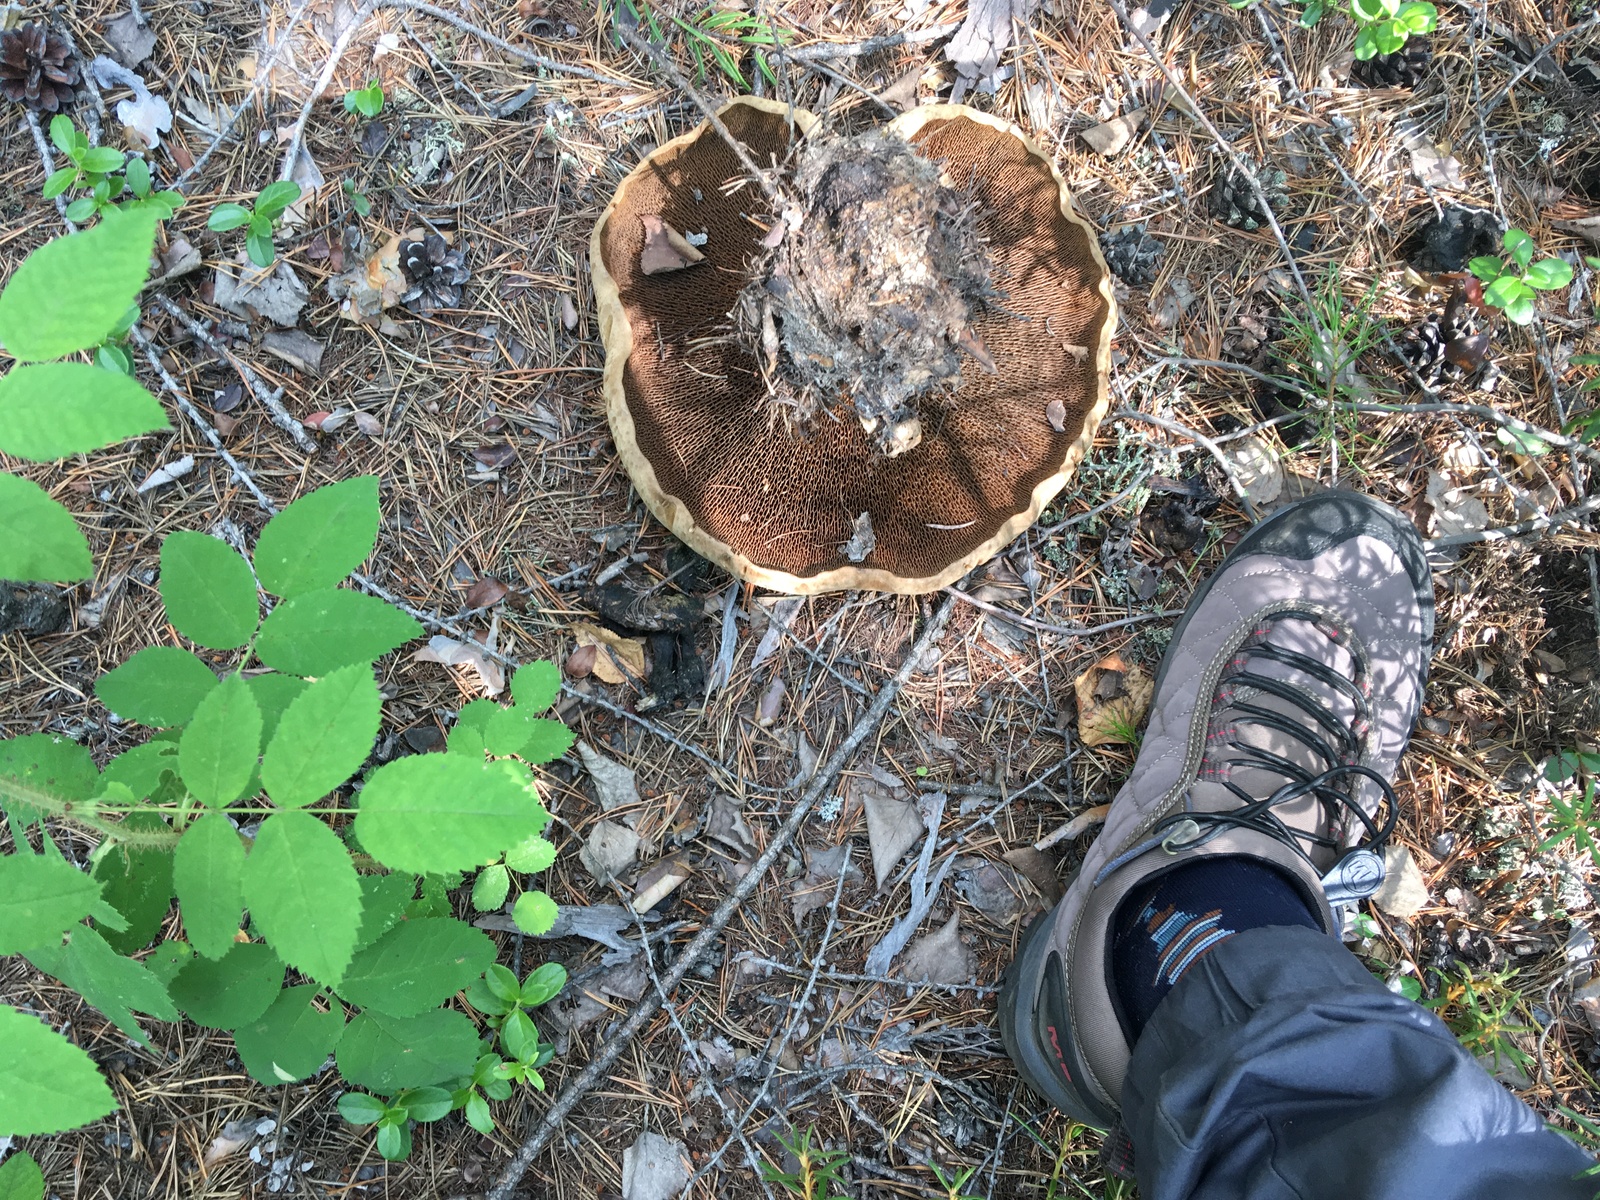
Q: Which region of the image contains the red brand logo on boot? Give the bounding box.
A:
[1046,1025,1072,1081]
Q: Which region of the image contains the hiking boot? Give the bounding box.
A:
[997,491,1434,1128]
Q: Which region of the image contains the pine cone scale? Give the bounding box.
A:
[0,22,80,114]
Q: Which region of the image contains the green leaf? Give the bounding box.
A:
[206,203,252,231]
[335,1010,480,1092]
[471,863,510,912]
[1396,0,1432,28]
[254,477,382,597]
[401,1086,453,1122]
[512,662,561,712]
[261,664,381,808]
[25,924,177,1047]
[79,146,125,174]
[375,1120,410,1161]
[1505,291,1536,326]
[172,812,246,959]
[0,853,100,954]
[143,939,192,987]
[235,985,345,1084]
[448,699,498,757]
[0,1005,116,1136]
[515,717,575,765]
[500,1009,539,1061]
[483,963,520,1004]
[94,344,133,376]
[167,941,283,1029]
[512,891,557,936]
[89,811,173,954]
[179,674,262,807]
[1524,257,1573,291]
[0,733,99,827]
[48,114,75,157]
[1467,255,1505,283]
[0,1148,44,1200]
[337,917,496,1017]
[354,873,415,950]
[0,209,157,361]
[519,961,566,1007]
[123,156,151,199]
[464,1090,494,1135]
[505,834,555,874]
[1482,273,1525,310]
[1496,425,1551,456]
[1373,18,1406,53]
[1350,0,1386,21]
[43,166,78,199]
[0,473,90,582]
[254,181,302,220]
[355,755,552,875]
[255,590,422,677]
[0,363,167,462]
[62,196,97,223]
[246,227,276,269]
[159,531,259,650]
[242,811,362,986]
[97,646,218,727]
[338,1091,387,1125]
[246,673,309,744]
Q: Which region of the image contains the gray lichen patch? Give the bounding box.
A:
[736,128,993,457]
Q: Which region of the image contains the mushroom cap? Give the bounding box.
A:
[591,98,1115,595]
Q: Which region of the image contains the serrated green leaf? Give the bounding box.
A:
[0,1005,116,1136]
[255,590,422,677]
[354,873,414,951]
[471,863,510,912]
[243,811,362,986]
[519,961,566,1007]
[0,473,90,583]
[338,1091,387,1125]
[101,741,177,801]
[96,646,218,727]
[336,917,496,1017]
[518,717,576,765]
[245,673,309,744]
[235,984,346,1085]
[505,834,556,874]
[89,811,173,954]
[253,477,381,597]
[172,812,246,959]
[159,531,259,650]
[511,661,561,712]
[25,924,177,1047]
[0,209,157,361]
[143,939,192,987]
[448,699,498,757]
[179,675,262,808]
[261,664,381,808]
[167,941,283,1029]
[335,1010,480,1092]
[0,733,99,827]
[355,755,551,875]
[511,891,557,936]
[0,1147,44,1200]
[0,363,168,463]
[0,853,100,954]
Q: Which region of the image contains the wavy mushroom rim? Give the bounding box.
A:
[591,97,1117,597]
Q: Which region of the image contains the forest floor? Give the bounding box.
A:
[2,0,1600,1196]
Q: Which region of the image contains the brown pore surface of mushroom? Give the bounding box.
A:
[591,99,1116,595]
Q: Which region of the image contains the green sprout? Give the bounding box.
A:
[206,181,304,268]
[761,1125,850,1200]
[343,79,385,118]
[1350,0,1437,59]
[1468,229,1574,326]
[43,114,183,223]
[342,178,371,218]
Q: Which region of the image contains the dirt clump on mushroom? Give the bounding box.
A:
[736,129,993,458]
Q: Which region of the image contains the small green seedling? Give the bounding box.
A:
[342,178,371,218]
[761,1125,850,1200]
[337,1086,453,1161]
[94,303,142,377]
[1350,0,1437,59]
[929,1161,983,1200]
[44,115,183,223]
[1539,750,1600,866]
[206,181,303,268]
[1468,229,1574,325]
[343,79,385,119]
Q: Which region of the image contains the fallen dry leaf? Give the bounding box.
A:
[1080,110,1144,157]
[790,843,862,923]
[570,621,646,685]
[566,643,598,678]
[473,443,516,469]
[1045,399,1068,433]
[412,634,505,696]
[1074,654,1153,747]
[1003,846,1063,905]
[703,794,758,858]
[621,1131,690,1200]
[638,214,705,275]
[137,455,195,494]
[896,912,974,985]
[631,854,692,913]
[1553,214,1600,248]
[352,411,383,437]
[577,741,640,812]
[581,819,640,886]
[464,577,510,610]
[756,677,786,726]
[954,855,1030,922]
[863,785,923,891]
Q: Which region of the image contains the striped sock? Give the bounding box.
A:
[1110,856,1319,1036]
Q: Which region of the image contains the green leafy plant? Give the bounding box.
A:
[0,471,573,1166]
[42,115,184,223]
[762,1125,851,1200]
[1468,229,1574,326]
[343,79,385,118]
[1423,965,1535,1075]
[342,178,372,218]
[206,180,303,268]
[337,1087,450,1160]
[611,0,791,87]
[929,1160,983,1200]
[1350,0,1437,60]
[1539,750,1600,866]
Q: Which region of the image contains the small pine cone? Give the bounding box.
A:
[0,22,80,114]
[1352,36,1433,88]
[1209,154,1288,232]
[399,233,471,312]
[1099,224,1166,287]
[1400,315,1448,383]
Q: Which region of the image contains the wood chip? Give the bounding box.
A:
[638,215,705,275]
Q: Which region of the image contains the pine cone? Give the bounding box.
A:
[1401,286,1491,387]
[0,22,79,114]
[398,234,471,312]
[1098,224,1166,287]
[1352,35,1433,88]
[1399,315,1448,383]
[1209,155,1288,232]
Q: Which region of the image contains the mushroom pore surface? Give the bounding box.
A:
[592,101,1115,594]
[736,129,991,457]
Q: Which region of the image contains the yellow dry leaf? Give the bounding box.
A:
[1073,654,1153,747]
[571,621,646,685]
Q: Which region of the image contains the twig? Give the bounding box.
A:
[782,21,960,60]
[1479,13,1600,115]
[485,596,957,1200]
[277,1,377,183]
[734,955,1000,995]
[1424,495,1600,549]
[151,296,317,454]
[943,588,1181,639]
[1112,407,1259,518]
[385,0,631,86]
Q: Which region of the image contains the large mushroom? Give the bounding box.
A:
[591,98,1115,595]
